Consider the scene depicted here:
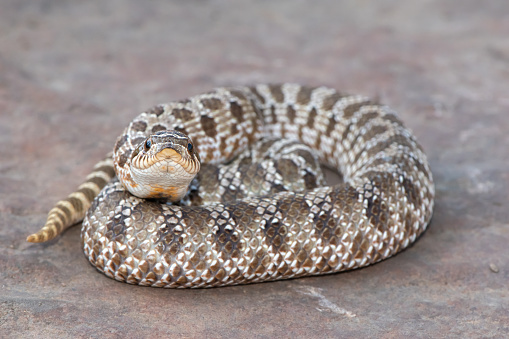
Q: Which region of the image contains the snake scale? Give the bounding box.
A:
[28,83,434,288]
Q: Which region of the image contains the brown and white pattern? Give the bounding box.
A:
[29,83,434,288]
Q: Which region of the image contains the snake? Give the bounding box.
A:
[27,83,434,288]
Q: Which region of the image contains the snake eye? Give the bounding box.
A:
[187,142,193,152]
[144,139,152,150]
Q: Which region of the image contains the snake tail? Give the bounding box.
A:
[27,155,115,243]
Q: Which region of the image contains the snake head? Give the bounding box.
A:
[126,130,201,201]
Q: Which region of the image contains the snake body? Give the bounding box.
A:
[29,84,434,288]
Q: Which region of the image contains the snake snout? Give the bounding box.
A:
[155,145,184,162]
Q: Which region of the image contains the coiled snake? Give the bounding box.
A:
[28,84,434,288]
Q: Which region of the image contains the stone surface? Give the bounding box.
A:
[1,0,508,337]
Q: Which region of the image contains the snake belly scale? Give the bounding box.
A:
[28,83,434,288]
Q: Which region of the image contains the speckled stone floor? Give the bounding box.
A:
[1,1,508,337]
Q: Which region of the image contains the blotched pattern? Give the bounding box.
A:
[82,84,434,288]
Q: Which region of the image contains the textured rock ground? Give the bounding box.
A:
[1,1,508,337]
